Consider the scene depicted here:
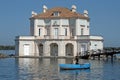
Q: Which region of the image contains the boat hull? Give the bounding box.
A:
[59,63,90,70]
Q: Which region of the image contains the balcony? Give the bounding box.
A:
[15,35,103,41]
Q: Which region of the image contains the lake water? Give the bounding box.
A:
[0,50,15,55]
[0,50,120,80]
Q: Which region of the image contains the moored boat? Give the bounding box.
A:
[59,63,90,70]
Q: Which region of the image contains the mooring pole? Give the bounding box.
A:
[98,54,100,60]
[106,55,108,61]
[111,54,113,62]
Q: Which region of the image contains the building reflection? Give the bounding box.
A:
[17,58,41,80]
[17,58,89,80]
[17,58,67,80]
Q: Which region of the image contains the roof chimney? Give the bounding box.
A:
[31,11,37,17]
[84,10,88,17]
[43,5,47,13]
[71,5,76,12]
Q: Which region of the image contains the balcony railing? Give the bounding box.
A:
[35,35,74,39]
[35,35,89,40]
[45,35,71,39]
[16,35,103,40]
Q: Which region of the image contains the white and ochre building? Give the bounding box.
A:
[15,5,103,57]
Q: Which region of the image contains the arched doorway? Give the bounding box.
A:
[38,44,43,56]
[50,43,58,56]
[66,43,73,56]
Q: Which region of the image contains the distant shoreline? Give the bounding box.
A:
[0,45,15,50]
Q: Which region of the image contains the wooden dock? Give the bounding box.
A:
[80,48,120,61]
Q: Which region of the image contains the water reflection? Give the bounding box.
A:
[0,58,18,80]
[17,58,91,80]
[1,50,120,80]
[60,69,90,74]
[17,58,41,80]
[0,58,120,80]
[16,58,120,80]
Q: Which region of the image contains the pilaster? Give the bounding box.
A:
[76,19,80,35]
[43,42,50,56]
[58,41,65,56]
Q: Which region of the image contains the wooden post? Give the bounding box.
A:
[98,54,100,60]
[111,54,113,62]
[93,56,95,60]
[106,55,108,61]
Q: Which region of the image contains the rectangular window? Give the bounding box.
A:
[81,28,84,35]
[54,28,58,38]
[53,12,60,16]
[24,44,30,56]
[72,29,74,36]
[39,29,41,36]
[81,44,87,55]
[64,28,67,36]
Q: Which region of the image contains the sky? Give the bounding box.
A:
[0,0,120,47]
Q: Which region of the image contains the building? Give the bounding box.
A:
[15,5,103,57]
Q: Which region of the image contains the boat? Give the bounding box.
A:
[59,63,90,70]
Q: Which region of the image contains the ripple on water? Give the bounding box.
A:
[0,57,120,80]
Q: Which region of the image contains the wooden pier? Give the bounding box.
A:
[79,48,120,61]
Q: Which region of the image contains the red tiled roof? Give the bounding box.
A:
[31,7,89,19]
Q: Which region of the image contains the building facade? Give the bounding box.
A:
[15,5,103,57]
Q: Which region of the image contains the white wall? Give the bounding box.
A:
[90,41,103,50]
[89,36,103,51]
[79,19,90,35]
[15,36,36,56]
[31,18,90,39]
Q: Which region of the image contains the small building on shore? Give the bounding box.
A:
[15,5,103,57]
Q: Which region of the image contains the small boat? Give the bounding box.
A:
[59,63,90,70]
